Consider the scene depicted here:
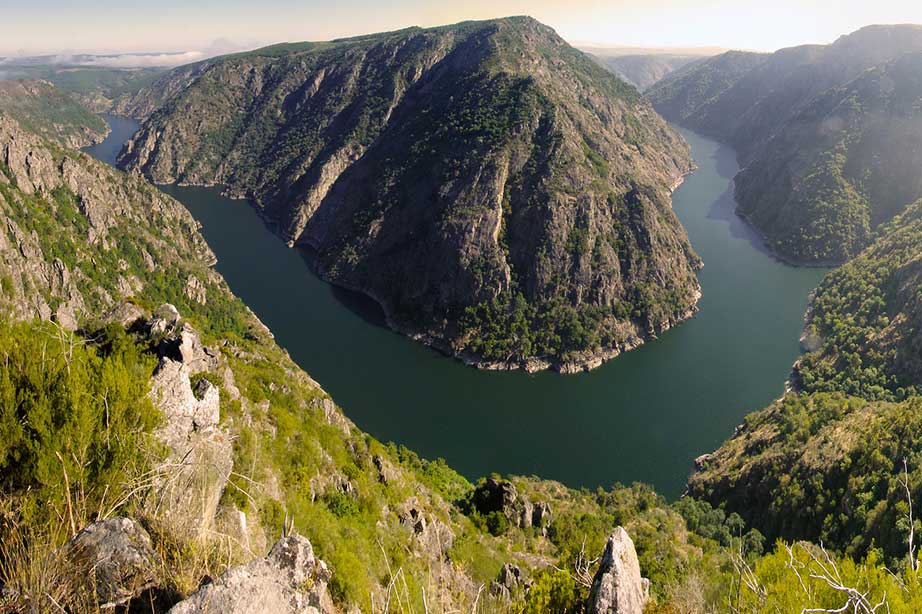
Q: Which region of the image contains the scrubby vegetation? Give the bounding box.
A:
[651,27,922,265]
[797,199,922,399]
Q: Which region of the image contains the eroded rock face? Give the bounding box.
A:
[61,518,163,608]
[490,563,526,601]
[470,478,552,534]
[146,305,232,538]
[167,535,332,614]
[587,528,648,614]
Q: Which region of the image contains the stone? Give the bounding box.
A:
[61,517,163,608]
[587,528,648,614]
[490,563,524,600]
[104,301,147,328]
[167,535,332,614]
[372,454,398,485]
[150,303,181,337]
[147,349,231,538]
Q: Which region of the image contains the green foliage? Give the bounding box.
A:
[690,393,922,563]
[0,156,251,340]
[522,569,581,614]
[739,544,922,613]
[389,443,472,504]
[0,319,160,527]
[797,199,922,400]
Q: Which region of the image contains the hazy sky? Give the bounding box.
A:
[4,0,922,57]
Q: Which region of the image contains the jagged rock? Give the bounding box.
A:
[530,501,552,536]
[54,303,78,331]
[490,563,524,600]
[167,535,332,614]
[184,275,207,304]
[399,498,455,558]
[147,316,231,537]
[151,359,220,440]
[312,397,351,436]
[150,303,181,337]
[587,528,648,614]
[472,478,519,517]
[156,321,222,374]
[694,454,714,471]
[471,478,551,534]
[61,518,163,609]
[372,454,397,485]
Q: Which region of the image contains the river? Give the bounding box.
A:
[86,114,828,498]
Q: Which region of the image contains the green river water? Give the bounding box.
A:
[88,114,829,498]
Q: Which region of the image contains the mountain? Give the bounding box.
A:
[649,25,922,263]
[5,64,922,613]
[116,16,702,373]
[583,48,719,91]
[592,54,704,91]
[0,79,108,147]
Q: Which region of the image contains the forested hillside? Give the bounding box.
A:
[649,25,922,263]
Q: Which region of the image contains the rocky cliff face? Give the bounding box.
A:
[118,16,700,372]
[649,25,922,263]
[0,113,226,329]
[0,80,108,148]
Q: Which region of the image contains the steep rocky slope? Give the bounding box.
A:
[6,86,922,613]
[0,62,166,114]
[117,17,701,373]
[0,113,219,327]
[649,25,922,263]
[688,393,922,561]
[0,80,108,147]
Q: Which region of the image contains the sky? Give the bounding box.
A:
[3,0,922,58]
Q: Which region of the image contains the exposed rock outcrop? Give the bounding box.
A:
[0,80,108,148]
[470,478,552,534]
[61,518,163,609]
[146,306,232,538]
[587,528,648,614]
[490,563,526,601]
[167,534,332,614]
[0,114,219,327]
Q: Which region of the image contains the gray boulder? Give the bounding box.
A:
[587,528,648,614]
[62,518,162,608]
[168,534,332,614]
